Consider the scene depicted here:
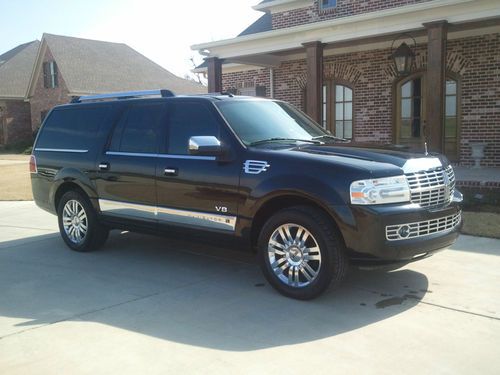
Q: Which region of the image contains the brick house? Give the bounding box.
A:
[0,41,39,146]
[0,33,206,147]
[192,0,500,167]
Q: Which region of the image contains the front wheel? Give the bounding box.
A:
[258,206,348,300]
[57,190,109,252]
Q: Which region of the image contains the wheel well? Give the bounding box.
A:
[54,181,88,211]
[250,195,343,249]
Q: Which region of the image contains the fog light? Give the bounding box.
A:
[398,225,411,239]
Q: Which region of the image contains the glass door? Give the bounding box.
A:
[395,75,425,151]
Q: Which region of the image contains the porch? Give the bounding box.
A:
[455,166,500,189]
[193,0,500,167]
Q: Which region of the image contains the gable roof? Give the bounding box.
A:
[0,41,37,66]
[0,41,40,99]
[27,34,206,97]
[238,13,272,37]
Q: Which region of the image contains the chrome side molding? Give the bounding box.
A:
[98,199,236,231]
[105,151,216,161]
[35,148,88,153]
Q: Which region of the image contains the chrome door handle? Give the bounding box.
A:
[164,168,178,176]
[99,162,110,171]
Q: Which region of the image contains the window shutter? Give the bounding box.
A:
[43,62,49,88]
[52,61,59,87]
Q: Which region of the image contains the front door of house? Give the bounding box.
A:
[395,74,459,161]
[395,75,426,153]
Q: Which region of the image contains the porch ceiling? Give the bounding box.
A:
[193,17,499,73]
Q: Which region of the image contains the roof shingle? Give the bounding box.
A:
[0,41,40,98]
[238,13,272,37]
[42,34,206,95]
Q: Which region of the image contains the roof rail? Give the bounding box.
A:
[71,89,175,103]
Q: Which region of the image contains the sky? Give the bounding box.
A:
[0,0,262,81]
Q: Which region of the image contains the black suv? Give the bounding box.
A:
[31,90,462,299]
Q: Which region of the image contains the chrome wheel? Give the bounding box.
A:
[62,199,88,244]
[268,223,322,288]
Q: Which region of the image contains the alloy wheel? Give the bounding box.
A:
[62,199,88,244]
[267,223,322,288]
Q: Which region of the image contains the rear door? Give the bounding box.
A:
[155,100,242,233]
[95,101,167,226]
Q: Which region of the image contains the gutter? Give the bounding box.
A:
[191,0,475,52]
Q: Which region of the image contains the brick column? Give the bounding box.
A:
[206,57,222,93]
[424,21,448,153]
[302,42,324,123]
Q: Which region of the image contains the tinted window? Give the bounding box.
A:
[216,100,325,145]
[167,102,219,154]
[109,103,165,154]
[36,106,110,150]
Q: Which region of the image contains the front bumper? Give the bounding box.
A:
[340,190,463,264]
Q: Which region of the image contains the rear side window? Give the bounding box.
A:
[166,102,220,155]
[109,103,165,154]
[36,106,110,150]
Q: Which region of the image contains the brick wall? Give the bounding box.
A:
[221,33,500,166]
[448,34,500,167]
[29,46,71,131]
[222,68,271,97]
[0,100,32,146]
[272,0,432,29]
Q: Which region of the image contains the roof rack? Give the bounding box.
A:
[71,89,175,103]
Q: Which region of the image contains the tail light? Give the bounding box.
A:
[29,155,37,173]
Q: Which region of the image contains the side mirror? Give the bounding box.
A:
[188,136,223,156]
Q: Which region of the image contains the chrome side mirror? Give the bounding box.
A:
[188,136,223,156]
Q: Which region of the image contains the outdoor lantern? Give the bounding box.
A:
[390,38,416,76]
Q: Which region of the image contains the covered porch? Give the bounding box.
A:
[193,0,500,167]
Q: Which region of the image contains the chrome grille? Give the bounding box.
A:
[386,212,461,241]
[405,165,455,208]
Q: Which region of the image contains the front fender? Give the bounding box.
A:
[246,174,356,237]
[251,174,345,207]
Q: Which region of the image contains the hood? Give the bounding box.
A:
[292,143,449,169]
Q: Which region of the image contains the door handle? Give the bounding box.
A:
[164,167,178,176]
[99,162,110,171]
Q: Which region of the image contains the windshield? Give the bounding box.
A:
[215,100,329,146]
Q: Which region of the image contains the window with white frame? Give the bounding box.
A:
[43,61,58,89]
[321,82,353,139]
[334,84,353,139]
[320,0,337,10]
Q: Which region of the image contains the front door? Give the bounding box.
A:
[155,100,241,234]
[395,75,426,152]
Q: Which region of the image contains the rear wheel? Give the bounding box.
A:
[258,206,348,300]
[57,190,109,252]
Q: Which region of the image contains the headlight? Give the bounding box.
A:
[350,176,410,205]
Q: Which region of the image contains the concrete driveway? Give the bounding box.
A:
[0,201,499,374]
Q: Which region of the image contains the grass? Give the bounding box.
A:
[0,156,33,201]
[462,211,500,239]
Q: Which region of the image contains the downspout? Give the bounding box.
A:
[269,68,274,99]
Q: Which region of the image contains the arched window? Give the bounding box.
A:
[395,73,424,150]
[444,77,459,161]
[321,81,354,139]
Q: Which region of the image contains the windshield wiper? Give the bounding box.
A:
[249,138,321,146]
[312,135,350,143]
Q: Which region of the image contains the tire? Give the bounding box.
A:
[257,205,348,300]
[57,190,109,252]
